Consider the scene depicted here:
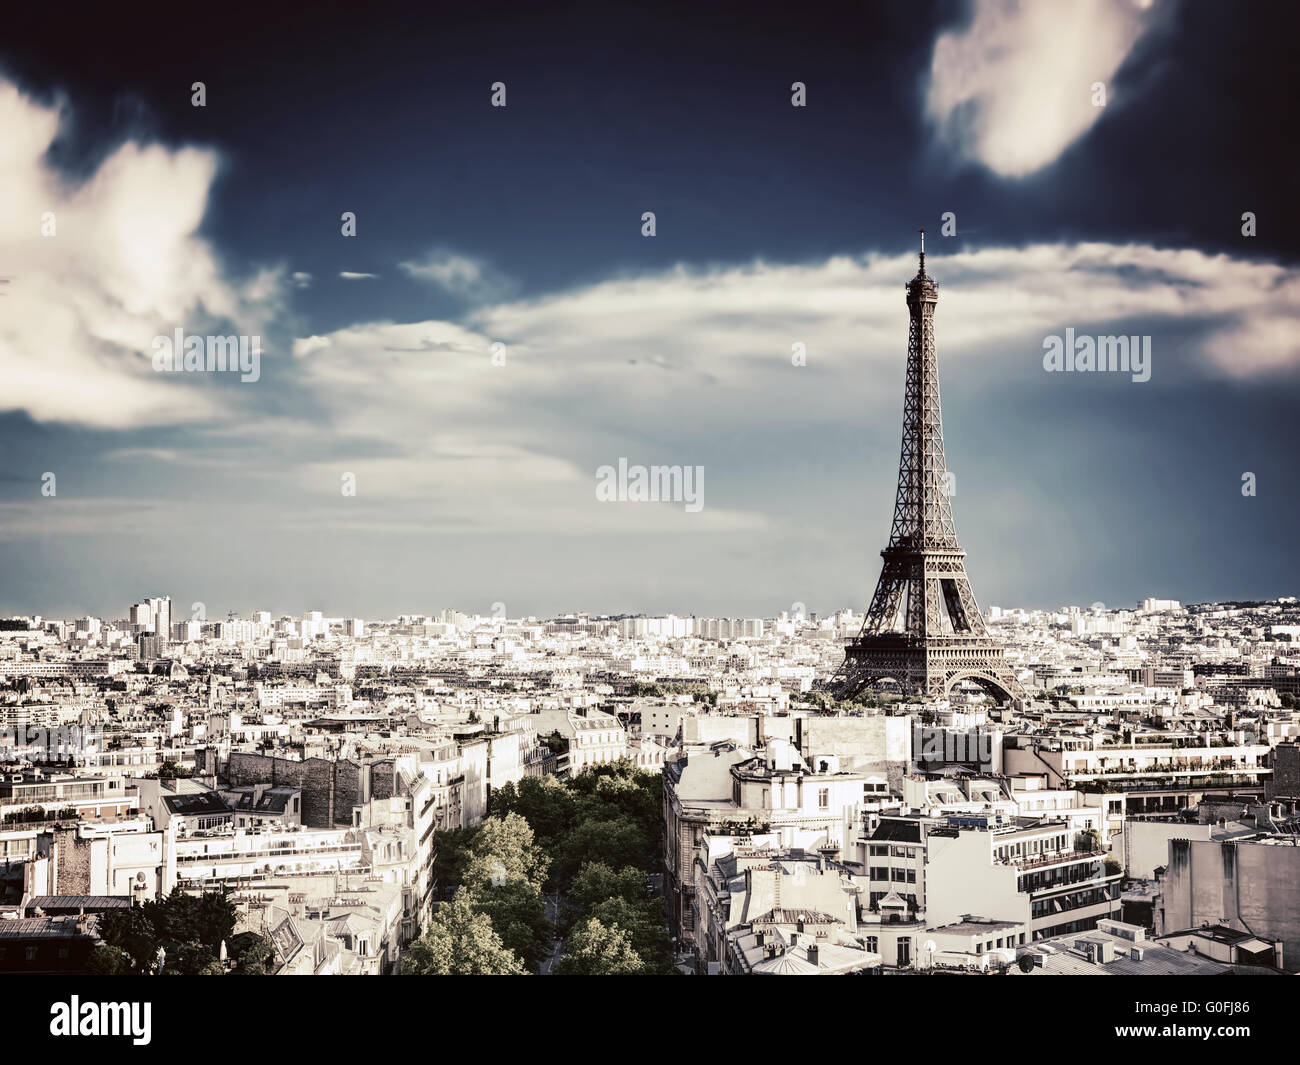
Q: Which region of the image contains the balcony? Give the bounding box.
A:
[1009,847,1101,872]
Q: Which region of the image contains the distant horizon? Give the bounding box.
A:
[8,593,1297,627]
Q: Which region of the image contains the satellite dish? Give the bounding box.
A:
[1018,954,1036,973]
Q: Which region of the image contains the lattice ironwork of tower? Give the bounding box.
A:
[833,232,1023,705]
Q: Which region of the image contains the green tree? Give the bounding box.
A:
[466,879,552,969]
[491,776,579,850]
[97,906,159,974]
[85,944,132,975]
[431,826,475,895]
[98,890,239,974]
[554,818,651,886]
[569,862,646,909]
[143,887,236,950]
[555,918,644,975]
[229,932,276,974]
[162,941,220,975]
[402,892,527,975]
[585,898,676,974]
[463,812,550,891]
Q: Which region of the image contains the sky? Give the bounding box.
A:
[0,0,1297,621]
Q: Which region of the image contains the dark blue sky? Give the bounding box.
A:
[1,0,1297,620]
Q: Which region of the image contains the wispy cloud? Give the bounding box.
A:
[398,249,514,302]
[339,271,378,281]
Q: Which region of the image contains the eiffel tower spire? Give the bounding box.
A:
[833,234,1021,704]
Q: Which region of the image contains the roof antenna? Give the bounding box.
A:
[918,230,926,276]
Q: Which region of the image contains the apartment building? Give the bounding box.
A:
[0,770,136,822]
[1159,830,1300,972]
[663,739,871,948]
[691,828,881,975]
[1004,730,1271,824]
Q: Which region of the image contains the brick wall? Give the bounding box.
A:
[52,826,92,895]
[226,752,364,828]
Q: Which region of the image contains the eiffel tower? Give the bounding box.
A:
[834,232,1022,705]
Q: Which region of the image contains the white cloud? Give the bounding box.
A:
[0,79,284,428]
[399,249,513,302]
[291,271,313,289]
[292,335,332,357]
[339,271,378,280]
[926,0,1163,177]
[275,241,1295,536]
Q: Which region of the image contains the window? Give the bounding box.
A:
[818,788,829,809]
[870,867,889,881]
[869,845,888,856]
[864,936,878,953]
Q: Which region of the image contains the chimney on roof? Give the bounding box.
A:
[806,944,819,966]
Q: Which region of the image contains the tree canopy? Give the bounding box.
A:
[554,918,644,976]
[402,892,527,975]
[95,889,265,975]
[431,760,672,975]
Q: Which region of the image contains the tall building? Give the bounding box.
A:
[136,633,164,661]
[130,596,171,644]
[835,233,1020,705]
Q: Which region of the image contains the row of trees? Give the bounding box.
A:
[404,813,550,974]
[556,860,676,974]
[405,761,674,975]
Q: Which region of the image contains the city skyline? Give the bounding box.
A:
[16,593,1287,629]
[2,1,1298,618]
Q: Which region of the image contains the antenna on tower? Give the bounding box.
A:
[918,230,926,275]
